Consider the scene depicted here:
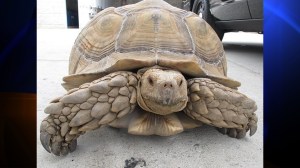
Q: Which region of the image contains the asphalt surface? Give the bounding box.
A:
[37,28,263,168]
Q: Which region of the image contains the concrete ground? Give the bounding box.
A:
[37,28,263,168]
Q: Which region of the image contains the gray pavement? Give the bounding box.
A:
[37,28,263,168]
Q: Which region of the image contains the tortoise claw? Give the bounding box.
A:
[217,127,228,135]
[228,128,237,138]
[40,132,51,153]
[236,129,247,139]
[249,125,257,136]
[61,146,69,156]
[51,141,62,156]
[40,131,78,156]
[217,128,247,139]
[69,139,77,153]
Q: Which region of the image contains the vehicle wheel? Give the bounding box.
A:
[197,0,224,40]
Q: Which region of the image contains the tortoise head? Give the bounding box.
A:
[137,67,188,115]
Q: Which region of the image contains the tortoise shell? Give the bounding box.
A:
[62,0,240,90]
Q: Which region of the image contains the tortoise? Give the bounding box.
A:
[40,0,258,156]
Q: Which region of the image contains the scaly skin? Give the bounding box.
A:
[40,71,138,156]
[184,78,257,139]
[40,69,258,156]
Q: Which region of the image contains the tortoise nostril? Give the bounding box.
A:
[163,82,173,88]
[148,76,154,86]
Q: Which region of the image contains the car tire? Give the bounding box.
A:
[196,0,224,40]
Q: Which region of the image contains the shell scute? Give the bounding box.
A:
[64,0,240,90]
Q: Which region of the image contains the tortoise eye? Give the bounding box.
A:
[148,76,154,86]
[179,79,183,86]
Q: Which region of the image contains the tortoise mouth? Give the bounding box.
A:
[143,95,187,106]
[140,95,188,115]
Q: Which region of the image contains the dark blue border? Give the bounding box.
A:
[264,0,300,166]
[0,1,36,93]
[0,1,36,167]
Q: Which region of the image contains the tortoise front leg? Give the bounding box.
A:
[184,78,258,139]
[40,71,138,156]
